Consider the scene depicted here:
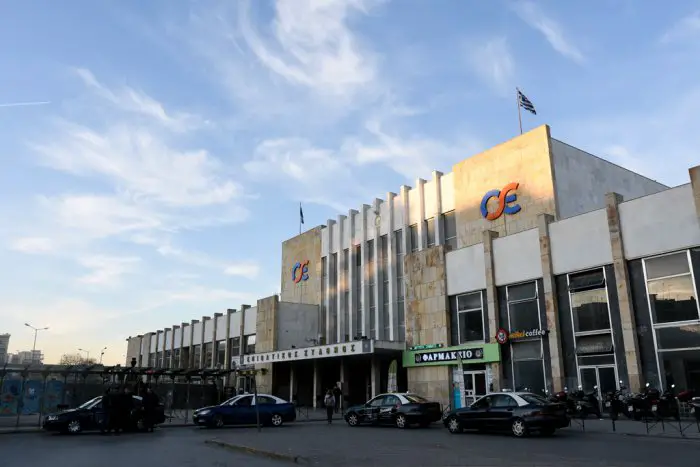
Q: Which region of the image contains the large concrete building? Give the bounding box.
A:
[0,334,10,365]
[126,125,700,410]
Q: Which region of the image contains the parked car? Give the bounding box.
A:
[443,392,569,437]
[42,395,165,434]
[344,392,442,429]
[192,394,296,428]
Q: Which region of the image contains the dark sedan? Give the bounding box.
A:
[192,393,296,428]
[344,392,442,429]
[43,395,165,434]
[443,392,569,437]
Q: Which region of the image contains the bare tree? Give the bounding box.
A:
[59,353,96,366]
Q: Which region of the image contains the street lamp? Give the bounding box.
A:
[24,323,48,353]
[99,347,107,364]
[78,348,90,363]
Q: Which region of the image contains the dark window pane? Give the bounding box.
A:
[458,311,484,343]
[508,299,540,330]
[568,268,605,292]
[409,225,419,252]
[457,292,481,311]
[426,218,435,247]
[511,341,542,360]
[648,275,699,323]
[508,282,537,302]
[513,360,545,394]
[655,324,700,350]
[443,211,457,244]
[571,288,611,332]
[645,252,690,280]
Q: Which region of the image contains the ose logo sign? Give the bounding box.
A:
[480,182,521,220]
[291,260,310,284]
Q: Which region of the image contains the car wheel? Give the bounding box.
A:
[213,415,224,428]
[67,420,82,434]
[446,416,462,434]
[395,414,408,429]
[511,418,528,438]
[271,414,283,427]
[346,413,359,427]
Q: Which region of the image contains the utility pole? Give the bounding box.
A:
[25,323,48,361]
[99,347,107,364]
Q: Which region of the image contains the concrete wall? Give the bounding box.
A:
[445,244,486,295]
[550,139,668,219]
[492,228,543,286]
[255,296,278,391]
[549,208,612,275]
[276,302,321,351]
[453,125,557,248]
[126,337,141,365]
[405,245,451,407]
[281,226,323,305]
[618,184,700,259]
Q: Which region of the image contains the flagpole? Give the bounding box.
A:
[516,88,523,135]
[299,202,302,235]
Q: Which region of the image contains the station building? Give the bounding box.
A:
[126,125,700,410]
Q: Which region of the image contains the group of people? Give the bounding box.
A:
[100,385,160,434]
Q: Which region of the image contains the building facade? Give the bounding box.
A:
[126,125,700,410]
[0,334,9,365]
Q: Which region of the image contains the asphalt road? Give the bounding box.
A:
[2,421,700,467]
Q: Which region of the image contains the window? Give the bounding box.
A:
[368,239,376,339]
[192,345,201,367]
[354,245,362,338]
[394,230,406,341]
[203,343,213,368]
[381,235,390,340]
[343,248,350,341]
[229,337,240,357]
[173,349,181,368]
[569,269,610,333]
[519,394,549,405]
[409,224,419,252]
[403,394,428,404]
[645,252,699,324]
[472,396,491,409]
[507,281,545,394]
[369,396,386,407]
[245,335,256,354]
[235,396,253,407]
[443,211,457,250]
[425,218,435,247]
[384,395,400,406]
[456,292,484,343]
[256,395,277,405]
[490,394,517,408]
[216,341,226,366]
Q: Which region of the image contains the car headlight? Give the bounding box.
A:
[196,410,210,416]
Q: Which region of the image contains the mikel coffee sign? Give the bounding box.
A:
[495,328,548,345]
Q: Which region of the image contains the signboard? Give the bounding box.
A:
[496,328,548,344]
[408,343,443,351]
[291,260,310,283]
[480,182,521,220]
[402,343,500,368]
[243,340,373,365]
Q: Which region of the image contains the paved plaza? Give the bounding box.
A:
[1,421,700,467]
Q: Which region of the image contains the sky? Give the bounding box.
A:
[0,0,698,365]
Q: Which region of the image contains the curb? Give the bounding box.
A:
[204,438,308,464]
[0,429,42,436]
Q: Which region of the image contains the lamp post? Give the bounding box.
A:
[78,348,90,363]
[24,323,48,354]
[99,347,107,364]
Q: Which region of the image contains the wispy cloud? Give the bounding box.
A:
[10,236,54,253]
[512,1,585,64]
[659,10,700,44]
[464,37,515,94]
[78,255,141,285]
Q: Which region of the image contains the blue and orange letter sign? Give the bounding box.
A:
[480,182,521,220]
[292,260,310,283]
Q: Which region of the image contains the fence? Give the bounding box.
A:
[0,364,242,430]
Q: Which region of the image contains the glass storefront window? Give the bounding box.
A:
[457,292,484,343]
[508,300,540,330]
[645,252,699,324]
[571,288,610,333]
[655,324,700,350]
[659,350,700,391]
[513,360,545,394]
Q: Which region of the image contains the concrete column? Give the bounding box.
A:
[239,305,251,358]
[373,198,383,340]
[689,165,700,220]
[189,319,198,369]
[432,171,444,245]
[605,192,643,391]
[347,209,358,340]
[312,360,319,408]
[289,365,296,402]
[337,215,347,343]
[387,192,398,341]
[212,312,222,368]
[482,229,503,391]
[156,330,163,367]
[370,355,381,398]
[416,178,427,251]
[400,185,411,255]
[200,316,210,368]
[169,326,178,368]
[537,214,565,392]
[179,323,186,368]
[360,205,371,338]
[325,219,336,344]
[224,309,234,370]
[339,358,348,411]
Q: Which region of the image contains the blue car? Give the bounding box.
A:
[192,393,296,428]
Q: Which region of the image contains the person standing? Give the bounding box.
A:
[323,389,335,425]
[332,385,342,414]
[101,388,114,435]
[143,387,160,432]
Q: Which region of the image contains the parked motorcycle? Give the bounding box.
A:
[626,383,663,420]
[569,385,602,419]
[655,384,680,421]
[605,384,631,420]
[689,397,700,422]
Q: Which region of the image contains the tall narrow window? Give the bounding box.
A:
[381,235,390,340]
[456,292,484,343]
[443,211,457,251]
[394,230,406,341]
[368,239,376,339]
[354,245,363,338]
[426,218,436,247]
[321,256,328,344]
[343,249,350,341]
[507,281,545,393]
[330,253,338,344]
[409,224,419,252]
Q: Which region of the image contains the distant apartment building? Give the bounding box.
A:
[0,334,9,364]
[9,349,44,365]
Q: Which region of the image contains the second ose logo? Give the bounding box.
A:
[480,182,521,220]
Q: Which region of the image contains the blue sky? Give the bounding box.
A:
[1,0,698,365]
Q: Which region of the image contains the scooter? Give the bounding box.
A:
[570,385,602,419]
[604,382,631,420]
[655,384,680,420]
[689,397,700,422]
[626,383,661,420]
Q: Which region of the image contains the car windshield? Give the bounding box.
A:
[403,394,429,404]
[519,393,549,405]
[222,395,244,406]
[78,397,101,409]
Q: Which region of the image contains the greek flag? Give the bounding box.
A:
[299,203,304,225]
[517,89,537,115]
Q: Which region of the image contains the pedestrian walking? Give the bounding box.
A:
[324,389,335,424]
[332,385,342,414]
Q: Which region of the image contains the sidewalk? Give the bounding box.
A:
[567,417,700,439]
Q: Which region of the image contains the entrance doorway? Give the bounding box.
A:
[463,371,487,406]
[579,365,618,412]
